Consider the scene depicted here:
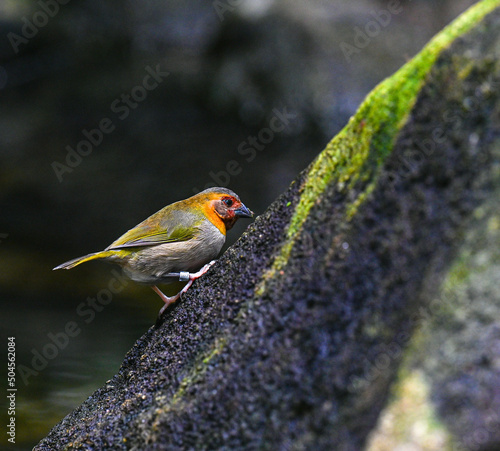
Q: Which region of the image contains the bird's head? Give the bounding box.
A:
[196,187,253,232]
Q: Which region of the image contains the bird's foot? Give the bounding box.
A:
[155,261,216,316]
[188,260,216,280]
[179,260,216,296]
[152,285,181,316]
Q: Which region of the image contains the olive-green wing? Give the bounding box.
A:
[106,206,202,250]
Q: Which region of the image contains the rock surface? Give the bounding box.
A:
[35,2,500,449]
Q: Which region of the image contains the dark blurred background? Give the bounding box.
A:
[0,0,477,448]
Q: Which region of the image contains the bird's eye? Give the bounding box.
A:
[223,198,234,207]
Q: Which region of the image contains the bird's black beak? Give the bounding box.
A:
[235,203,253,218]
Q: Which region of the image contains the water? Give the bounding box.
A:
[2,285,157,449]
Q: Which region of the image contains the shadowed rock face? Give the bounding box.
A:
[35,4,500,450]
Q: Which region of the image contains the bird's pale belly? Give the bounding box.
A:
[121,234,224,285]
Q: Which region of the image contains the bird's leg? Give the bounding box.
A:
[155,261,216,316]
[152,286,181,316]
[179,260,216,296]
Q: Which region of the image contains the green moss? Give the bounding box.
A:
[366,369,456,450]
[202,337,226,365]
[489,215,500,232]
[151,0,500,408]
[433,208,500,318]
[161,335,228,410]
[457,59,478,81]
[257,0,500,291]
[345,182,377,221]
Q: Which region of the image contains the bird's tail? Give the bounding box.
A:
[53,250,115,270]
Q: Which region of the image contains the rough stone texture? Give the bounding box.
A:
[35,4,500,450]
[412,194,500,451]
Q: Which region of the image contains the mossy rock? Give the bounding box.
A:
[35,1,500,449]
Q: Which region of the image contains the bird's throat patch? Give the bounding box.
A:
[203,202,227,236]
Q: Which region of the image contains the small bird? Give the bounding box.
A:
[54,187,253,315]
